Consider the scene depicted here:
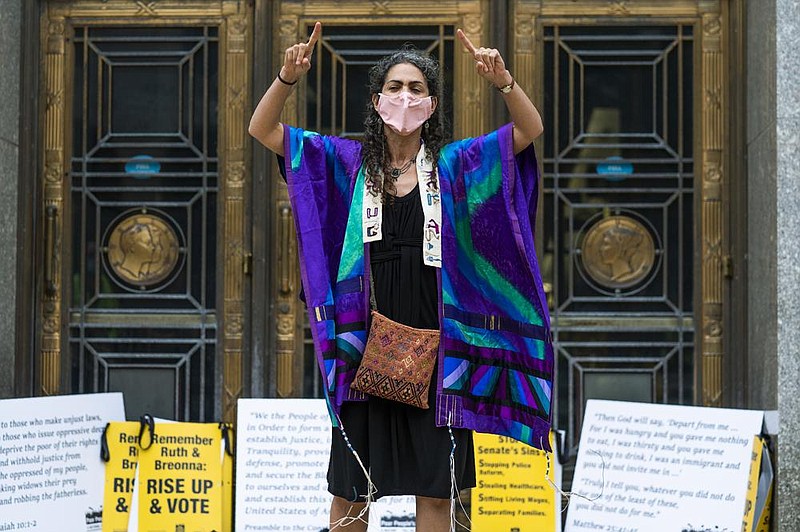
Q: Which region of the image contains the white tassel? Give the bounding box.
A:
[330,417,377,530]
[541,435,604,513]
[447,413,472,531]
[448,413,456,532]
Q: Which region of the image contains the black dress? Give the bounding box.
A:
[327,184,476,501]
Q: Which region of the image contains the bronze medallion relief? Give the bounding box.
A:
[105,212,181,288]
[580,215,656,290]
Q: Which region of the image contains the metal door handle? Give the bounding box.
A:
[44,205,58,296]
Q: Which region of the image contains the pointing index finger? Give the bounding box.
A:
[307,22,322,48]
[456,29,477,55]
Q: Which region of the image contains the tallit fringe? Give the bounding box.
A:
[447,412,472,531]
[330,418,377,530]
[540,435,605,514]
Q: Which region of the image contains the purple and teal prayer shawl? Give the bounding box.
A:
[282,123,554,450]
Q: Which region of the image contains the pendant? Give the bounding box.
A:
[390,168,400,179]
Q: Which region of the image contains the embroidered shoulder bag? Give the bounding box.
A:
[351,269,439,409]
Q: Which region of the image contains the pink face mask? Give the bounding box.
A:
[376,92,434,135]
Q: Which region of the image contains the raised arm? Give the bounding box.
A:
[456,29,543,154]
[248,22,322,155]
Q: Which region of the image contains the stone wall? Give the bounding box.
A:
[0,2,21,398]
[775,0,800,529]
[747,0,800,528]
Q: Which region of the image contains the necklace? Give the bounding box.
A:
[389,157,415,180]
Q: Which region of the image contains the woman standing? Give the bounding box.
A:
[249,22,552,531]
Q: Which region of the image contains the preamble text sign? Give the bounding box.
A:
[235,399,415,532]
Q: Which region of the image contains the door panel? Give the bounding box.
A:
[519,0,729,460]
[39,1,251,422]
[301,23,455,397]
[275,4,730,453]
[69,25,219,421]
[542,23,695,455]
[273,1,488,399]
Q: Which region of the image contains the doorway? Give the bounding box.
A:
[36,0,253,422]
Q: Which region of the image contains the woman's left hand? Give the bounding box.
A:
[456,29,513,89]
[456,28,543,152]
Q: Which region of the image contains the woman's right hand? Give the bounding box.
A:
[249,22,321,153]
[279,22,322,84]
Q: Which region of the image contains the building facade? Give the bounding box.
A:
[0,0,797,528]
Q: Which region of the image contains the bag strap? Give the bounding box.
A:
[369,262,377,311]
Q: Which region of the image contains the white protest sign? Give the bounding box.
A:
[369,496,415,531]
[0,393,125,532]
[567,400,763,532]
[235,398,415,531]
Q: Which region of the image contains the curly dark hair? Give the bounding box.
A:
[362,48,448,199]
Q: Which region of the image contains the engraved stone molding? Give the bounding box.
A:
[227,15,248,53]
[275,12,301,398]
[39,12,66,396]
[134,1,159,17]
[278,15,300,121]
[49,1,228,18]
[513,1,538,143]
[221,5,252,421]
[371,0,391,15]
[276,315,295,397]
[457,10,487,138]
[699,3,726,407]
[521,0,703,18]
[608,1,631,16]
[297,0,478,16]
[44,149,62,184]
[515,17,535,52]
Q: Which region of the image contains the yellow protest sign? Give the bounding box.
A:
[102,421,141,532]
[743,436,773,532]
[743,436,761,531]
[136,421,223,532]
[472,432,560,531]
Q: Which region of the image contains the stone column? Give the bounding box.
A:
[0,2,22,398]
[775,0,800,529]
[749,0,800,529]
[747,0,777,408]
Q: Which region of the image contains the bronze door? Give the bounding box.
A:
[263,1,730,468]
[522,0,731,458]
[270,0,490,398]
[37,1,252,422]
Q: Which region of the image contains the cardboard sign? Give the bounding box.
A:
[235,398,416,531]
[472,432,561,531]
[567,400,764,532]
[136,421,224,532]
[0,393,125,532]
